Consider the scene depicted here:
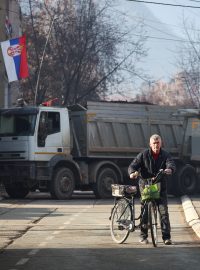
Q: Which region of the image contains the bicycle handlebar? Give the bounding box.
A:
[138,169,165,184]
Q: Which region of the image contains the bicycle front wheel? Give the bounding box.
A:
[110,198,132,244]
[148,201,158,247]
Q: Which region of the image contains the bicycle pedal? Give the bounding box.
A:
[118,225,124,230]
[142,224,148,229]
[128,223,134,232]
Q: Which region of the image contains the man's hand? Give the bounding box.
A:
[164,168,172,175]
[130,171,139,179]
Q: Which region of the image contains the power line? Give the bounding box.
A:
[132,32,200,44]
[112,8,182,38]
[111,8,200,45]
[188,0,200,3]
[112,6,200,35]
[127,0,200,8]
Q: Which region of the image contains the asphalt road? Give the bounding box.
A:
[0,192,200,270]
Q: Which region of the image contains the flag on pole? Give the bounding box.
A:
[1,35,29,82]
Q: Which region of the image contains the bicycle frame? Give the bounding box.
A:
[110,194,154,232]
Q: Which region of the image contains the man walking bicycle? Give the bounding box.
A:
[128,134,176,245]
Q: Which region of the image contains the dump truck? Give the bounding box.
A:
[0,101,200,199]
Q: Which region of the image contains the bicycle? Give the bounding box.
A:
[109,169,165,247]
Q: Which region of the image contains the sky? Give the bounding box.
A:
[111,0,200,88]
[136,0,200,79]
[144,0,200,37]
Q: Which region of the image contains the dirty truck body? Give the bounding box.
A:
[0,101,199,199]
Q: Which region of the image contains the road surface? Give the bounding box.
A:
[0,192,200,270]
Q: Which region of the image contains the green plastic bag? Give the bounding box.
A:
[141,183,160,201]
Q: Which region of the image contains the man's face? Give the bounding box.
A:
[149,138,161,154]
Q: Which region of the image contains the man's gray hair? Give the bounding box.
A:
[150,134,162,141]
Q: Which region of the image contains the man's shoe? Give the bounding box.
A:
[139,238,149,244]
[164,239,172,245]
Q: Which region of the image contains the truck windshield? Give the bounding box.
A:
[0,113,36,136]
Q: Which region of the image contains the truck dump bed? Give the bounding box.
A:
[70,101,184,158]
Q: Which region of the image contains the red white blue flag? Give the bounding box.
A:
[1,35,29,82]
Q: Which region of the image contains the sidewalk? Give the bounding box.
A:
[181,195,200,238]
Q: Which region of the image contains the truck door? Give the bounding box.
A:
[35,111,63,160]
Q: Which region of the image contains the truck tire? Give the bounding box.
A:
[4,183,29,199]
[174,165,197,196]
[93,167,118,199]
[50,167,75,200]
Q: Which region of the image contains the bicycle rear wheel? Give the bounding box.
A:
[148,201,158,247]
[110,198,132,244]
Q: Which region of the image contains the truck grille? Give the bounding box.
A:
[0,151,26,160]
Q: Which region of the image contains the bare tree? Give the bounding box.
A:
[135,75,193,107]
[19,0,146,105]
[175,19,200,108]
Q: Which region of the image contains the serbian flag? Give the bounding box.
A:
[1,35,29,82]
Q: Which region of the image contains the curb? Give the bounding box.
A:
[181,195,200,238]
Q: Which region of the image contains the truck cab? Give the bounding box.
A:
[0,105,81,199]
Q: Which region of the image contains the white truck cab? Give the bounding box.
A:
[0,105,81,199]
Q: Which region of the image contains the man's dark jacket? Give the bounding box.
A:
[128,148,176,195]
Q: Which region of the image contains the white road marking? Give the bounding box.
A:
[16,258,29,265]
[58,225,66,230]
[38,242,47,247]
[46,235,55,240]
[64,217,75,224]
[81,208,90,212]
[28,249,39,256]
[6,206,93,270]
[64,221,70,225]
[52,230,60,235]
[63,207,90,225]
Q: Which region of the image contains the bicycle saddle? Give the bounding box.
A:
[125,185,137,194]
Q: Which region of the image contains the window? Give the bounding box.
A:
[37,111,60,147]
[0,113,36,136]
[47,112,60,134]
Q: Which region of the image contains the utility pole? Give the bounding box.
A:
[0,0,21,108]
[35,15,57,105]
[0,0,7,108]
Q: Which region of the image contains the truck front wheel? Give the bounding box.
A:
[174,165,197,196]
[50,167,75,200]
[4,183,29,199]
[93,167,118,199]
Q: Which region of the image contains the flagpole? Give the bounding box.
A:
[4,3,12,108]
[4,81,8,108]
[34,15,57,105]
